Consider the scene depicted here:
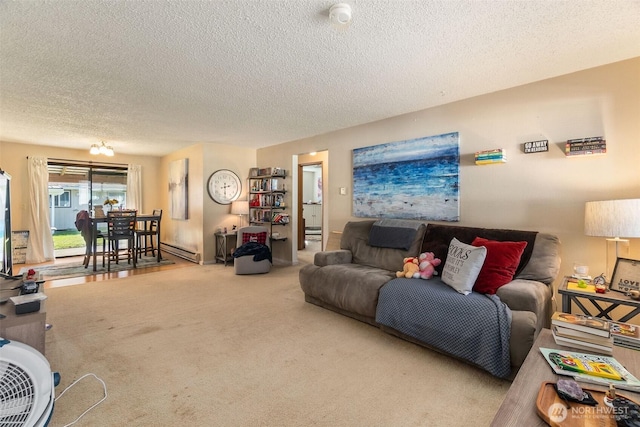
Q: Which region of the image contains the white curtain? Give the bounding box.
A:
[127,164,142,211]
[26,156,54,263]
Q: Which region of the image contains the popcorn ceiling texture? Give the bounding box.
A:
[1,1,639,156]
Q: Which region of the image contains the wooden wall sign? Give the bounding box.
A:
[523,139,549,153]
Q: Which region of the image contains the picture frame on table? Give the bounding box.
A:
[610,257,640,292]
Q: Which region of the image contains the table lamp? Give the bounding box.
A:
[584,199,640,282]
[231,200,249,229]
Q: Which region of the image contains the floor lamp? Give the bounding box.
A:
[231,200,249,229]
[584,199,640,283]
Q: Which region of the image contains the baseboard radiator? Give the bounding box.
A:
[160,242,201,263]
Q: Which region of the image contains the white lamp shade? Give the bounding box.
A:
[231,200,249,215]
[585,199,640,238]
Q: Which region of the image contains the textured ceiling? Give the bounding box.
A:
[1,1,640,157]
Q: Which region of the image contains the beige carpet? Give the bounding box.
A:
[43,263,510,426]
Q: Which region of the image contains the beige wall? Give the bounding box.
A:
[259,57,640,283]
[160,143,255,264]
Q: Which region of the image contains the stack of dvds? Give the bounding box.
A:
[610,320,640,351]
[474,149,506,165]
[551,312,613,355]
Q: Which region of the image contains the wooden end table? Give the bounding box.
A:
[491,328,640,426]
[215,232,237,266]
[0,302,46,354]
[558,276,640,322]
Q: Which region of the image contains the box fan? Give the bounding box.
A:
[0,338,59,427]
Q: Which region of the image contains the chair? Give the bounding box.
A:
[104,210,137,271]
[135,209,162,259]
[233,226,272,275]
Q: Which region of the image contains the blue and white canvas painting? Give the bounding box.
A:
[353,132,460,221]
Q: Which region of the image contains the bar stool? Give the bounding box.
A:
[136,209,162,259]
[104,210,137,271]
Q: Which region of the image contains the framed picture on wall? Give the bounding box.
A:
[352,132,460,221]
[610,258,640,292]
[169,158,189,220]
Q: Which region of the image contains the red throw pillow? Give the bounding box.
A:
[471,237,527,294]
[242,232,267,245]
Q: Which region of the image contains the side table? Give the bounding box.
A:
[215,232,237,266]
[0,303,46,354]
[558,276,640,322]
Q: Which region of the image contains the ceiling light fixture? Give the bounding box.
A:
[329,3,352,26]
[90,141,114,157]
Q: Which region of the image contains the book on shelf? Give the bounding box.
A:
[615,341,640,351]
[540,347,640,392]
[566,136,604,144]
[611,320,640,348]
[552,328,613,355]
[475,148,506,155]
[565,139,606,156]
[550,312,610,337]
[475,152,506,160]
[475,158,507,165]
[474,149,506,160]
[553,325,614,346]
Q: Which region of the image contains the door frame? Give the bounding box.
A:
[297,161,324,251]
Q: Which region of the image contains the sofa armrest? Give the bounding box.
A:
[496,279,553,331]
[314,250,353,267]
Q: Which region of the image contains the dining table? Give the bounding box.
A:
[90,213,162,271]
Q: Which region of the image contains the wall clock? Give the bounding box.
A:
[207,169,242,205]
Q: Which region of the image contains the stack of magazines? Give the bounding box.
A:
[551,312,613,355]
[610,320,640,351]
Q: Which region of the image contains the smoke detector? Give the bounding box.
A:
[329,3,352,26]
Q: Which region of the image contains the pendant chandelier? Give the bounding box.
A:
[90,141,114,157]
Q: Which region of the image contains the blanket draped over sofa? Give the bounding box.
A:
[376,278,512,378]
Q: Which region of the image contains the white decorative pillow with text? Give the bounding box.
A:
[441,237,487,295]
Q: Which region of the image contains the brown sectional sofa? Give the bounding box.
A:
[299,220,561,376]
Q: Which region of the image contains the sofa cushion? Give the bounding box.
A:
[441,238,487,295]
[496,278,553,331]
[369,219,423,250]
[299,263,396,319]
[341,220,426,272]
[472,237,527,294]
[516,233,561,285]
[422,224,538,277]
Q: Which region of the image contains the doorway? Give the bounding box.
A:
[301,163,322,247]
[296,152,327,264]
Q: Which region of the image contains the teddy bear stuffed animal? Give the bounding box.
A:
[396,257,420,278]
[416,252,442,280]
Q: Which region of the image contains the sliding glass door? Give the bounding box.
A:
[47,162,127,257]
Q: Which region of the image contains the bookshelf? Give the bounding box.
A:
[248,168,288,240]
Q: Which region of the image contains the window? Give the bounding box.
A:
[50,190,71,208]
